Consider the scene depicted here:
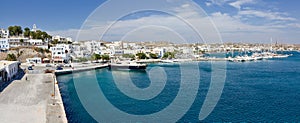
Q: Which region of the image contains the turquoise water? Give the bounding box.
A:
[57,51,300,122]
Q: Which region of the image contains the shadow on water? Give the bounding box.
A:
[0,69,25,92]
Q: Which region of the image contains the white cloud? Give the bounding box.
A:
[238,10,296,21]
[210,12,300,43]
[229,0,255,10]
[205,2,212,6]
[48,1,300,43]
[205,0,232,7]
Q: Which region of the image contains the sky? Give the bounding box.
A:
[1,0,300,44]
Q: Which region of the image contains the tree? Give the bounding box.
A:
[101,54,110,61]
[163,52,175,59]
[8,26,23,36]
[52,39,59,44]
[136,52,148,59]
[24,27,30,37]
[6,54,17,61]
[91,53,101,60]
[30,31,37,39]
[122,54,135,59]
[77,57,88,62]
[149,53,159,59]
[29,30,51,41]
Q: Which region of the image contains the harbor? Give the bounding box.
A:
[1,0,300,122]
[56,51,300,122]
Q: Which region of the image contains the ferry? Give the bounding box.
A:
[108,61,147,70]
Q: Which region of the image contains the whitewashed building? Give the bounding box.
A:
[8,37,30,48]
[27,39,48,49]
[0,38,9,51]
[50,46,68,63]
[55,44,73,53]
[84,41,101,54]
[152,48,166,58]
[122,42,136,49]
[52,35,72,43]
[0,29,9,38]
[26,57,42,64]
[0,61,20,82]
[8,37,29,43]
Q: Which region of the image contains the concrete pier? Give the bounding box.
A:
[0,72,67,123]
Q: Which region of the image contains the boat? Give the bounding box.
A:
[108,61,147,70]
[161,59,174,63]
[272,54,289,58]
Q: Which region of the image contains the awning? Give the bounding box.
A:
[43,58,50,61]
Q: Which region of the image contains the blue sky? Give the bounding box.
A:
[1,0,299,43]
[0,0,105,31]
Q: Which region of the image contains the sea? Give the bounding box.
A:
[57,51,300,122]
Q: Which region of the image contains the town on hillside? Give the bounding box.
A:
[0,24,299,65]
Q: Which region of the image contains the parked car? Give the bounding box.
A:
[28,66,33,70]
[56,66,63,70]
[45,64,52,67]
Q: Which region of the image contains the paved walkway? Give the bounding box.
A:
[0,72,67,123]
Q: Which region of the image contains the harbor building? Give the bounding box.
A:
[0,61,20,82]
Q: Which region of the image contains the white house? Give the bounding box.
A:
[52,35,72,43]
[7,37,30,48]
[0,61,20,82]
[8,37,29,43]
[0,29,9,38]
[84,40,101,54]
[50,46,68,63]
[0,38,9,51]
[123,49,137,55]
[122,42,137,49]
[152,48,166,58]
[26,57,42,64]
[56,44,73,53]
[27,39,48,49]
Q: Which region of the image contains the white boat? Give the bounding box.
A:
[161,59,174,63]
[108,61,147,70]
[172,59,193,62]
[272,54,289,58]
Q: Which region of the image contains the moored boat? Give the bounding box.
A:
[108,62,147,70]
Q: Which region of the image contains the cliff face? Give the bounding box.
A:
[0,52,6,60]
[1,48,51,63]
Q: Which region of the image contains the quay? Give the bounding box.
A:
[0,68,67,123]
[55,64,108,75]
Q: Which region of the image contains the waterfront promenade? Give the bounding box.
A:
[0,71,67,123]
